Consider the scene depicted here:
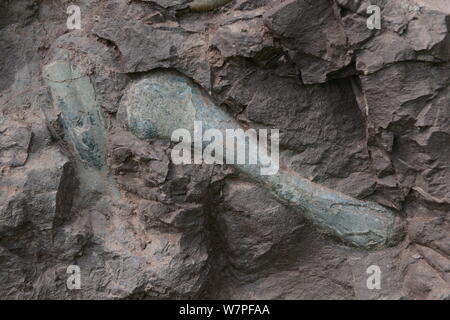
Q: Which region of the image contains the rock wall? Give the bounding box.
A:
[0,0,449,299]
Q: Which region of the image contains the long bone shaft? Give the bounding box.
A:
[120,72,404,250]
[189,0,233,12]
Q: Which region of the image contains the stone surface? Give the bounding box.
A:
[0,120,32,167]
[211,179,305,272]
[264,0,353,84]
[0,0,449,299]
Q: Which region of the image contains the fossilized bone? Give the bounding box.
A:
[120,71,405,250]
[42,61,404,250]
[43,61,106,170]
[189,0,233,12]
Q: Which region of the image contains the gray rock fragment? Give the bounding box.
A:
[0,120,32,167]
[0,147,76,235]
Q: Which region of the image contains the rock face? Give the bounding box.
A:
[0,0,449,299]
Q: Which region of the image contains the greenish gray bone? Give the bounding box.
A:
[43,61,107,169]
[189,0,233,12]
[122,72,404,250]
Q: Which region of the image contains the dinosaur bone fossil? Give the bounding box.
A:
[189,0,233,12]
[119,71,405,250]
[42,62,404,250]
[43,61,107,170]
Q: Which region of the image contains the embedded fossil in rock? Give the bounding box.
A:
[189,0,233,12]
[119,71,405,250]
[41,62,405,250]
[42,61,107,170]
[3,0,448,300]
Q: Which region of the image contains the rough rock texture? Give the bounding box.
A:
[0,0,449,299]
